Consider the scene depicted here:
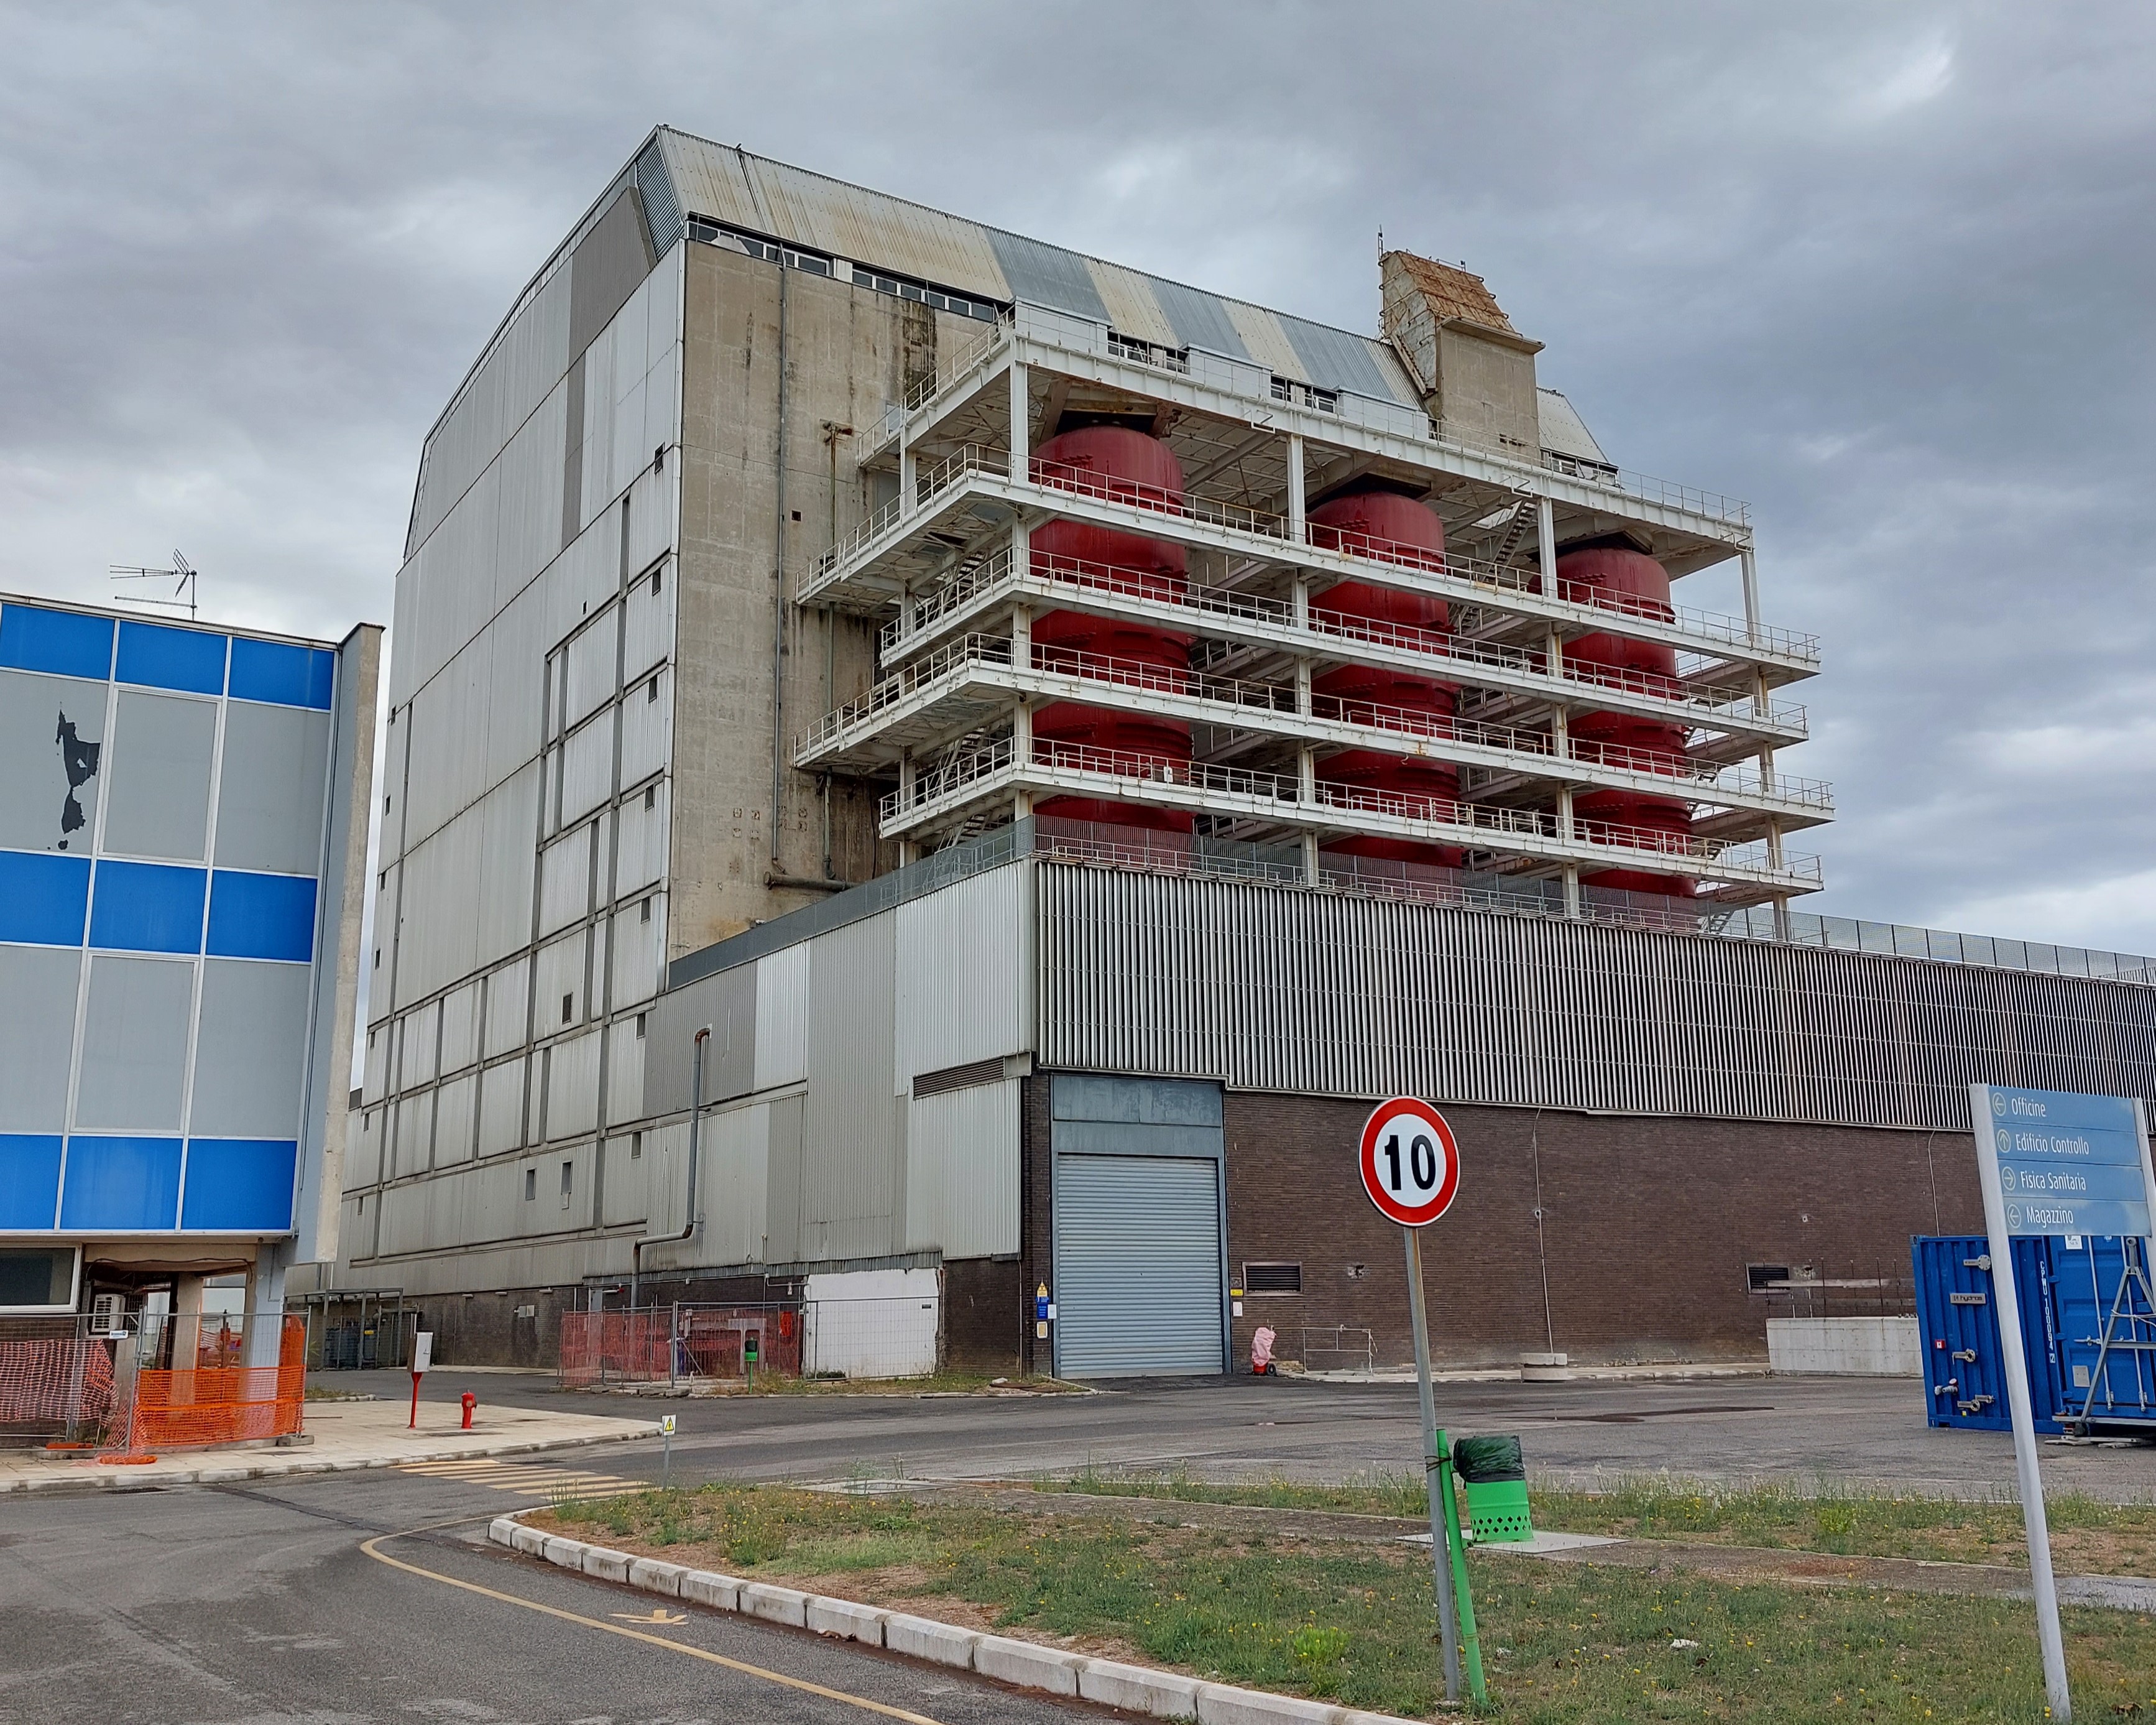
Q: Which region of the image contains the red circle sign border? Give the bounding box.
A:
[1358,1097,1462,1228]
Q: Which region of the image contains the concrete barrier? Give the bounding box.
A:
[1767,1315,1920,1376]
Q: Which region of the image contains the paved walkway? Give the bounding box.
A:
[0,1393,660,1494]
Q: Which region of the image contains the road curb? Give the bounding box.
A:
[490,1512,1422,1724]
[0,1423,662,1496]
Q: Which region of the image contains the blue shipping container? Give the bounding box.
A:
[1910,1236,2066,1435]
[2047,1236,2156,1429]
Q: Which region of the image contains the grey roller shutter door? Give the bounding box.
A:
[1054,1154,1223,1377]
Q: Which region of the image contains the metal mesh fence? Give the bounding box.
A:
[559,1296,939,1389]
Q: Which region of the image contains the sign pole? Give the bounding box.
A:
[1970,1085,2070,1722]
[1403,1224,1462,1705]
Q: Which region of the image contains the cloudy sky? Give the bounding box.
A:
[3,2,2150,948]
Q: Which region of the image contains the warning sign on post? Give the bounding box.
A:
[1359,1098,1462,1228]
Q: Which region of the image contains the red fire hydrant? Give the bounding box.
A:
[461,1391,477,1430]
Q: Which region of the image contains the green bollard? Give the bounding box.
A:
[1434,1428,1488,1706]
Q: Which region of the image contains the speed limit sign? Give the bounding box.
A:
[1359,1097,1461,1227]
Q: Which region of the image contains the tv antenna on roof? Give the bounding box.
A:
[109,550,199,621]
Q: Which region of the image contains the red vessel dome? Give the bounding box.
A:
[1029,426,1195,834]
[1306,489,1461,868]
[1551,545,1693,899]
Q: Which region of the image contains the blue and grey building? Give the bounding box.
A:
[0,596,378,1358]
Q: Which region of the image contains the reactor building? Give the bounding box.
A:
[336,126,2156,1376]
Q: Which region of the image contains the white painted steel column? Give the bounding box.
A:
[1009,360,1030,479]
[1013,603,1034,822]
[1296,652,1319,885]
[1970,1084,2073,1721]
[897,751,916,866]
[898,428,916,519]
[1536,499,1557,593]
[1741,545,1761,647]
[1286,434,1306,543]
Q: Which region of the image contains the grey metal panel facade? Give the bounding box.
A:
[801,910,902,1243]
[0,944,81,1131]
[74,955,194,1132]
[1036,864,2156,1131]
[0,670,106,853]
[101,690,215,861]
[214,701,331,874]
[191,959,312,1138]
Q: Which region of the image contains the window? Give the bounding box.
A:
[357,1194,364,1214]
[523,1168,536,1202]
[647,677,659,703]
[560,1161,573,1209]
[561,992,574,1023]
[790,510,801,522]
[384,793,392,812]
[0,1246,78,1311]
[653,445,665,474]
[640,897,652,923]
[1747,1264,1796,1292]
[374,948,380,969]
[635,1011,647,1038]
[644,785,656,810]
[652,568,662,597]
[1242,1262,1303,1295]
[630,1131,643,1160]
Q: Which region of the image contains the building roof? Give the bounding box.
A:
[645,127,1425,409]
[1380,249,1519,337]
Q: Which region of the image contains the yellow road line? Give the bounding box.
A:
[360,1527,946,1724]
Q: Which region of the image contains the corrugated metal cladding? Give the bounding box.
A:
[1035,865,2156,1132]
[652,127,1417,405]
[633,136,683,259]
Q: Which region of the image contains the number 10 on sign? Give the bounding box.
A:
[1359,1098,1481,1704]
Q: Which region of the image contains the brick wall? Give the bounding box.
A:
[1221,1095,1983,1369]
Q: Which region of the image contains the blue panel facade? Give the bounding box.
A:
[228,637,336,709]
[205,870,316,962]
[0,604,113,680]
[0,853,91,946]
[180,1139,298,1232]
[0,596,357,1252]
[116,619,228,695]
[0,1135,64,1229]
[58,1136,183,1230]
[88,860,207,953]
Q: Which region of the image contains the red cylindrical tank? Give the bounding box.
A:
[1552,545,1693,897]
[1029,426,1194,833]
[1306,489,1461,867]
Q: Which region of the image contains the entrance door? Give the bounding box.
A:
[1053,1152,1223,1377]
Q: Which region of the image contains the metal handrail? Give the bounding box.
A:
[881,734,1823,878]
[825,451,1810,671]
[808,634,1831,810]
[878,548,1808,732]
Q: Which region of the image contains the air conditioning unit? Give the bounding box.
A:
[90,1292,127,1336]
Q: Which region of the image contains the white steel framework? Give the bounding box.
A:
[795,302,1827,912]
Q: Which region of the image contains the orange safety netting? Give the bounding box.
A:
[0,1338,116,1427]
[122,1315,306,1450]
[558,1308,801,1387]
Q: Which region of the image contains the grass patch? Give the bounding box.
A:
[536,1482,2156,1720]
[1032,1468,2156,1574]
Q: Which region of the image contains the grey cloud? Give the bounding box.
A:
[3,0,2150,944]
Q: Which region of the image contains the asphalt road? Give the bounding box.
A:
[11,1371,2156,1724]
[0,1466,1094,1725]
[348,1367,2156,1501]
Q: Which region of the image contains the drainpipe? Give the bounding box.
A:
[632,1025,709,1306]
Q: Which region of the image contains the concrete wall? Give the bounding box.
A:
[1767,1316,1922,1376]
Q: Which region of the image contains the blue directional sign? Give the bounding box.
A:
[1973,1085,2153,1239]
